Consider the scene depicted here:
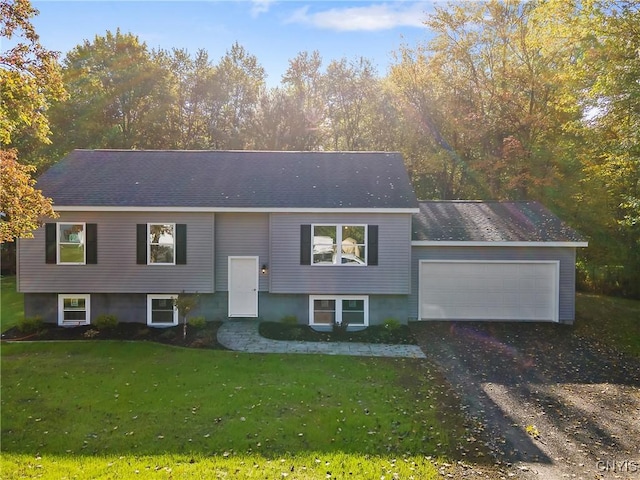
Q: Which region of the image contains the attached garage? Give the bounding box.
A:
[419,260,559,321]
[411,201,588,324]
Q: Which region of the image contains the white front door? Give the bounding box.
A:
[228,256,259,317]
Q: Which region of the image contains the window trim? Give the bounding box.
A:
[57,222,86,265]
[57,294,90,326]
[309,295,369,327]
[147,294,178,327]
[147,223,176,265]
[311,224,368,266]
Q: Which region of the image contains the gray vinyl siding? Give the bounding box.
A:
[410,246,577,323]
[18,211,214,293]
[270,213,412,295]
[214,213,270,291]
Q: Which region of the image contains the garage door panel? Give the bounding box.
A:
[419,261,558,322]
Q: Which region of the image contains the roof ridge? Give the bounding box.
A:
[416,199,538,204]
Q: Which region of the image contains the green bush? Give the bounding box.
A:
[16,316,43,334]
[280,315,298,325]
[382,318,401,331]
[332,320,349,337]
[188,316,206,329]
[94,314,118,330]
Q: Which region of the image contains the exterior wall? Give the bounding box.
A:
[25,293,147,324]
[270,213,412,295]
[24,293,57,323]
[27,291,408,326]
[410,246,577,323]
[214,213,270,291]
[370,295,409,325]
[18,211,215,294]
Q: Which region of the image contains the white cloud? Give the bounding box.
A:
[250,0,276,17]
[285,2,430,32]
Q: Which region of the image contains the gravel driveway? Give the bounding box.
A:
[410,321,640,480]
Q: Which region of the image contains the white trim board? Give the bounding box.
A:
[52,206,420,214]
[412,240,588,248]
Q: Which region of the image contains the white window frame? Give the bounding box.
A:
[57,222,86,265]
[58,294,90,326]
[148,223,176,265]
[311,224,367,266]
[147,294,178,327]
[309,295,369,327]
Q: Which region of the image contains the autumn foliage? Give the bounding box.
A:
[0,149,57,242]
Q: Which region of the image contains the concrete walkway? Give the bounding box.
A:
[217,320,426,358]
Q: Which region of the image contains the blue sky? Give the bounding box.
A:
[18,1,438,86]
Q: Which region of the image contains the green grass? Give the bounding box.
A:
[1,342,469,479]
[1,275,23,331]
[575,293,640,357]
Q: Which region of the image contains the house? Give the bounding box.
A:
[18,149,587,328]
[411,201,587,323]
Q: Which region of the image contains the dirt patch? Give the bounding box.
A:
[1,321,227,349]
[410,321,640,479]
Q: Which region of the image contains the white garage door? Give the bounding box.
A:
[419,260,559,322]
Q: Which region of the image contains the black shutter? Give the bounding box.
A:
[136,224,147,264]
[300,224,311,265]
[176,224,187,265]
[86,223,98,264]
[45,223,57,264]
[367,225,378,266]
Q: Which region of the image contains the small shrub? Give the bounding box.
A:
[382,318,402,331]
[280,315,298,325]
[94,314,118,331]
[332,320,350,337]
[83,328,100,339]
[16,316,43,334]
[188,316,206,329]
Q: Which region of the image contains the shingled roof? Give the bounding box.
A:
[38,150,418,210]
[412,201,586,244]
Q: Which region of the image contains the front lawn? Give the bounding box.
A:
[1,276,23,331]
[1,342,484,479]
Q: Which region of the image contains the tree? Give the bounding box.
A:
[323,57,379,150]
[0,0,66,147]
[0,149,57,242]
[535,0,640,296]
[1,0,61,242]
[51,29,167,151]
[279,50,326,150]
[154,48,214,149]
[174,291,199,341]
[388,44,471,199]
[204,42,266,149]
[390,1,574,201]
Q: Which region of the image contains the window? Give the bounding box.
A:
[46,223,97,265]
[149,224,175,264]
[147,295,178,326]
[58,294,90,326]
[137,224,187,265]
[58,223,85,264]
[312,224,366,265]
[309,295,368,327]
